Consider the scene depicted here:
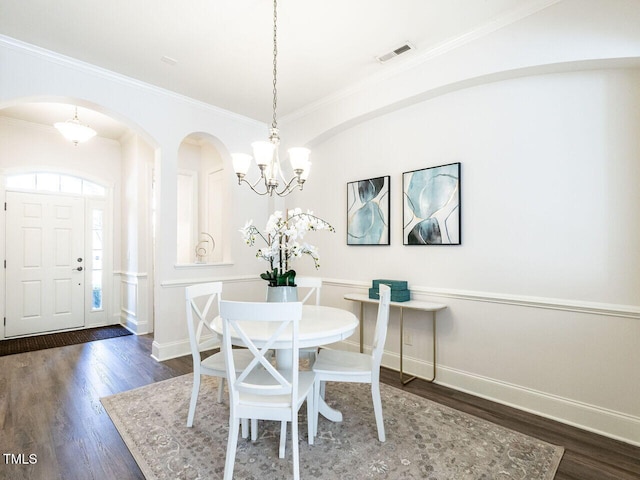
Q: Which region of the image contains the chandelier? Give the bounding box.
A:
[231,0,311,197]
[54,107,97,146]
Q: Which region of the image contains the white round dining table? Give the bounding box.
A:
[211,304,358,421]
[212,305,358,350]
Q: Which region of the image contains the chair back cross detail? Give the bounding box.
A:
[222,301,301,398]
[295,276,322,305]
[219,299,314,480]
[186,282,221,358]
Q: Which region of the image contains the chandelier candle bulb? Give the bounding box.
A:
[251,141,275,168]
[231,153,252,177]
[301,162,311,180]
[288,147,311,173]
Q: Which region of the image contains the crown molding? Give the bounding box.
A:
[0,35,265,129]
[282,0,563,124]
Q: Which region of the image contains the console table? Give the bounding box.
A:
[344,293,447,384]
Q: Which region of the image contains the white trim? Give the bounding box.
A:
[151,334,219,362]
[327,336,640,447]
[114,271,148,278]
[160,274,257,289]
[174,262,235,269]
[282,0,562,124]
[322,278,640,320]
[433,361,640,447]
[0,34,265,129]
[120,309,148,335]
[151,338,188,361]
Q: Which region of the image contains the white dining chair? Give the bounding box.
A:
[295,276,322,305]
[312,284,391,442]
[184,282,256,429]
[295,276,322,363]
[220,299,315,480]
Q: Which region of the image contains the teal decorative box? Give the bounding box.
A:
[371,279,408,291]
[368,287,411,302]
[369,287,411,302]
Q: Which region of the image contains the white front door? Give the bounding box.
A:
[5,192,85,337]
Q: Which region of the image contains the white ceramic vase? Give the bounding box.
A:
[266,286,298,302]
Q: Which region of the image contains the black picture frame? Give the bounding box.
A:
[403,163,461,245]
[347,175,390,245]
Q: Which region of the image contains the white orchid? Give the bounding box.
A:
[240,209,335,286]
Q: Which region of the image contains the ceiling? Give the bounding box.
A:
[0,0,556,137]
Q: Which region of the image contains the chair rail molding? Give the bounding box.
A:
[160,274,257,289]
[323,278,640,320]
[324,277,640,446]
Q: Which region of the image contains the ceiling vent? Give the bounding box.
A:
[376,42,415,63]
[161,55,178,66]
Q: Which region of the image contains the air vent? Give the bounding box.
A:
[161,55,178,66]
[376,42,415,63]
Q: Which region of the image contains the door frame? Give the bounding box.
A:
[0,172,115,339]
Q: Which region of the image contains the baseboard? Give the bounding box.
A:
[121,311,149,335]
[434,365,640,448]
[151,338,190,362]
[332,338,639,446]
[151,335,219,362]
[349,340,639,447]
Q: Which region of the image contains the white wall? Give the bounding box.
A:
[0,36,271,360]
[289,68,640,445]
[305,69,640,304]
[275,0,640,446]
[119,134,155,333]
[1,0,639,446]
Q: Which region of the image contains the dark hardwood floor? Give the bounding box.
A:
[0,334,638,480]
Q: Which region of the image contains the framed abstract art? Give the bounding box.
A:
[403,163,461,245]
[347,175,390,245]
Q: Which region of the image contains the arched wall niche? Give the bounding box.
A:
[176,131,231,265]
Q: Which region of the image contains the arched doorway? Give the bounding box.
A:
[0,100,158,338]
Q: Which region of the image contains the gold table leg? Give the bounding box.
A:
[359,302,364,353]
[400,310,437,385]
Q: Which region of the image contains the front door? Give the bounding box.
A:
[5,192,85,337]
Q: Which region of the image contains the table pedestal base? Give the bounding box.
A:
[276,349,343,422]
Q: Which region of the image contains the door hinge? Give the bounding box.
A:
[3,317,5,327]
[4,202,6,211]
[3,260,5,268]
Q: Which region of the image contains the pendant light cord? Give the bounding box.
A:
[272,0,278,131]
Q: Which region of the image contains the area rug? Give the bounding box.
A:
[0,325,132,357]
[101,374,563,480]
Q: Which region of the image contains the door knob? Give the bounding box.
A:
[75,266,83,271]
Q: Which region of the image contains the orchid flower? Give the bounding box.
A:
[240,209,335,287]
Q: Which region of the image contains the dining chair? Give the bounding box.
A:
[220,299,315,480]
[295,276,322,305]
[184,282,256,429]
[295,276,322,363]
[311,284,391,442]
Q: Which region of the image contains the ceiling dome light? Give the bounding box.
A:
[54,107,97,146]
